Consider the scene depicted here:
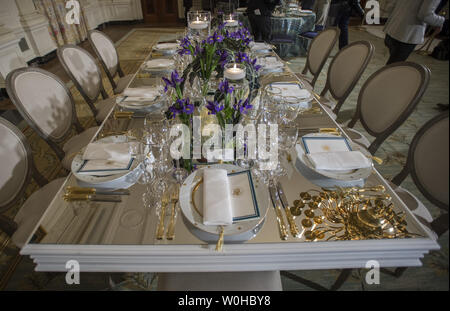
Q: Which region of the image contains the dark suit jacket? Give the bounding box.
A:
[247,0,281,16]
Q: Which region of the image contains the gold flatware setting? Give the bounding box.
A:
[277,182,300,238]
[156,192,170,240]
[63,187,125,203]
[269,181,289,241]
[166,187,180,240]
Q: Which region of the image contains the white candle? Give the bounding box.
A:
[225,19,238,27]
[225,64,246,80]
[189,18,208,30]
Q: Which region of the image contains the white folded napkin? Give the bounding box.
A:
[257,57,284,69]
[154,43,178,50]
[306,151,372,171]
[123,87,160,100]
[83,142,134,163]
[271,83,311,99]
[144,59,174,69]
[202,169,233,226]
[251,42,271,51]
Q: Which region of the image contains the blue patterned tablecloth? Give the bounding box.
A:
[237,12,316,58]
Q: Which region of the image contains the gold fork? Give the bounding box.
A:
[156,192,170,240]
[166,187,180,240]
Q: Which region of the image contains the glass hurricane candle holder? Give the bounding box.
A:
[223,12,239,28]
[187,11,211,39]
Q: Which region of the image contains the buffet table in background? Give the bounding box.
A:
[237,11,316,58]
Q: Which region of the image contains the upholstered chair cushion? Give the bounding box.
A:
[360,65,424,135]
[62,126,100,170]
[157,271,283,291]
[411,115,449,208]
[90,31,119,77]
[308,29,338,76]
[0,120,29,209]
[114,74,134,95]
[61,47,102,101]
[11,71,73,141]
[94,98,116,123]
[328,43,371,99]
[12,178,66,248]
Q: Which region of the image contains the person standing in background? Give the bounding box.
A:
[247,0,281,41]
[384,0,445,65]
[328,0,364,49]
[300,0,316,10]
[313,0,332,29]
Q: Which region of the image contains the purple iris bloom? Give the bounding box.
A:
[206,100,224,115]
[162,70,184,92]
[235,98,252,114]
[180,36,191,49]
[206,35,215,45]
[235,51,249,63]
[217,49,229,68]
[182,99,195,115]
[219,80,234,94]
[213,32,224,43]
[250,58,262,71]
[194,45,204,56]
[178,48,191,56]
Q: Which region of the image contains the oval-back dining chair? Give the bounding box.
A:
[299,28,340,88]
[346,62,431,155]
[0,117,66,248]
[6,67,99,170]
[87,30,133,95]
[57,44,115,123]
[381,112,449,278]
[318,40,374,119]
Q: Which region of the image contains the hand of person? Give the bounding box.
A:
[432,25,443,35]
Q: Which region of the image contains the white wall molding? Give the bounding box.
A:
[0,24,27,88]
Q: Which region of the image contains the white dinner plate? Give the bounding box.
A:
[71,135,142,190]
[179,164,270,242]
[294,133,373,182]
[142,59,175,71]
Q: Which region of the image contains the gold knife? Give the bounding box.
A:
[269,181,289,240]
[277,182,300,238]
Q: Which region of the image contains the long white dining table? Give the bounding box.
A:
[20,38,440,274]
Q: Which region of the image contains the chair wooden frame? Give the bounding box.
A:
[320,40,374,116]
[6,67,85,162]
[348,62,431,155]
[0,117,48,216]
[301,28,340,88]
[57,44,109,123]
[87,30,126,94]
